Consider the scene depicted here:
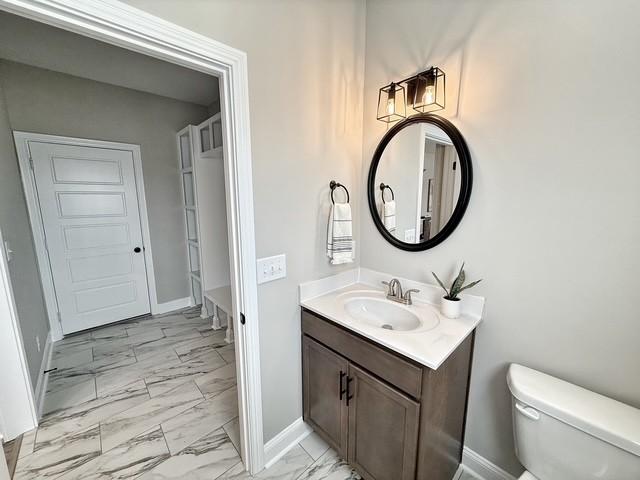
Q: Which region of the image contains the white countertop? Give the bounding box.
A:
[299,268,485,370]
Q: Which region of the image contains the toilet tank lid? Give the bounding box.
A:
[507,364,640,457]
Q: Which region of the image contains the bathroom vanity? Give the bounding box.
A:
[300,270,484,480]
[300,112,482,479]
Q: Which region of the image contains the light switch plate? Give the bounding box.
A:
[257,254,286,284]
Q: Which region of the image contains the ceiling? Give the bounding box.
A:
[0,11,219,107]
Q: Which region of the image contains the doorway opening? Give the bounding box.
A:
[0,2,263,476]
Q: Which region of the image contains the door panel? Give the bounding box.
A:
[51,155,123,184]
[74,281,137,312]
[63,224,130,250]
[56,191,126,217]
[347,364,419,480]
[68,252,133,282]
[302,336,349,458]
[29,141,150,334]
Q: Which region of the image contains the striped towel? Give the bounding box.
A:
[327,202,354,265]
[382,200,396,232]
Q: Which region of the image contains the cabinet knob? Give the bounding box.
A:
[134,247,142,253]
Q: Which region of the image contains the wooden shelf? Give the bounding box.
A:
[203,285,232,313]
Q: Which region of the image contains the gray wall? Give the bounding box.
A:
[361,0,640,475]
[0,11,219,107]
[121,0,367,441]
[0,60,211,304]
[0,77,49,387]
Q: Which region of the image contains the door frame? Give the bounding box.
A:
[0,227,38,441]
[0,0,264,474]
[13,132,158,338]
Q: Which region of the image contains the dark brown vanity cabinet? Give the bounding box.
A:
[302,309,474,480]
[347,364,420,480]
[302,336,349,458]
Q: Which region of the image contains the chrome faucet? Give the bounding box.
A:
[382,278,420,305]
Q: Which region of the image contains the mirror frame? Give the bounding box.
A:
[367,114,473,251]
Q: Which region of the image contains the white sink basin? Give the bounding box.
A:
[341,292,439,332]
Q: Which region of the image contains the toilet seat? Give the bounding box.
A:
[518,472,539,480]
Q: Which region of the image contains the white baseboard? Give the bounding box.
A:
[263,418,312,469]
[33,332,53,420]
[462,446,517,480]
[152,296,192,315]
[452,465,465,480]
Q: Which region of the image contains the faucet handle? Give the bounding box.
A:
[403,289,420,304]
[381,281,391,295]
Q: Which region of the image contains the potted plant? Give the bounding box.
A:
[432,263,482,319]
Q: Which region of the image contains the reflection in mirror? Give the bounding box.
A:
[374,123,461,244]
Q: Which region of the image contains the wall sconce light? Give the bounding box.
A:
[377,66,445,123]
[376,82,406,123]
[411,67,445,113]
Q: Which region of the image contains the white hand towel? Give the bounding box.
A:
[382,200,396,232]
[327,202,354,265]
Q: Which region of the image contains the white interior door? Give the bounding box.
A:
[29,141,151,334]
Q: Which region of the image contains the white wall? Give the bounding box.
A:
[0,60,211,305]
[121,0,367,442]
[361,0,640,475]
[196,145,231,291]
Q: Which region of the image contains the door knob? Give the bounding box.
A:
[134,247,142,253]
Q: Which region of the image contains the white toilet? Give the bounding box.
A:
[507,363,640,480]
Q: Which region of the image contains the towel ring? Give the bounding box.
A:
[329,180,350,204]
[379,183,395,204]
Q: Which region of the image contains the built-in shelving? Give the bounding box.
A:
[177,124,203,306]
[177,113,227,311]
[198,113,223,159]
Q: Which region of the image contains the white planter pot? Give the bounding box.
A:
[440,296,461,319]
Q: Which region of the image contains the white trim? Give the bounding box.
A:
[33,331,53,419]
[0,0,264,473]
[452,465,465,480]
[414,125,427,238]
[130,141,160,315]
[462,446,517,480]
[0,227,38,440]
[12,134,62,342]
[0,436,10,480]
[263,418,312,469]
[13,132,158,341]
[152,296,192,315]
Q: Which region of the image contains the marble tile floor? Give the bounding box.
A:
[13,307,366,480]
[459,473,478,480]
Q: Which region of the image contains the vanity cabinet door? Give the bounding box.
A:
[303,336,349,458]
[347,364,420,480]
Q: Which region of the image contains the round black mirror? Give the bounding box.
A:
[368,114,472,251]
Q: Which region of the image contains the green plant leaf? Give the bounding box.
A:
[450,267,465,299]
[458,279,482,294]
[431,272,450,297]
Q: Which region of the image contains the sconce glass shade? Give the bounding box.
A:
[412,67,445,113]
[377,82,406,123]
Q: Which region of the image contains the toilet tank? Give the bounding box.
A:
[507,364,640,480]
